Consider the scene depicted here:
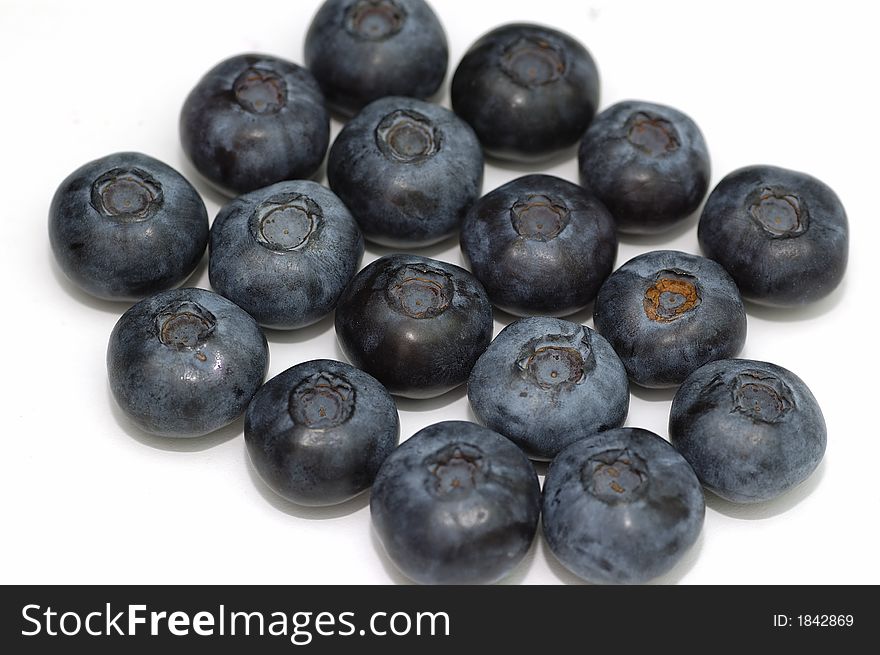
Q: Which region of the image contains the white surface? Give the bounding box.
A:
[1,0,878,585]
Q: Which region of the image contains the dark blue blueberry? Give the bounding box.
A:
[209,180,363,330]
[460,174,616,316]
[180,54,329,195]
[328,96,483,247]
[245,359,399,506]
[451,23,600,162]
[594,250,747,388]
[305,0,448,117]
[542,427,705,584]
[334,254,493,398]
[698,165,848,306]
[469,317,628,461]
[669,358,826,503]
[578,100,710,235]
[49,152,208,301]
[371,420,540,584]
[107,288,269,437]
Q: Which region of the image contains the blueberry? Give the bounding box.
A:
[669,359,826,503]
[542,427,705,584]
[245,359,399,506]
[460,174,616,316]
[328,96,483,247]
[49,152,208,301]
[209,180,363,330]
[593,250,746,388]
[371,420,540,584]
[107,288,269,437]
[468,317,629,461]
[305,0,448,117]
[578,100,710,235]
[698,165,848,306]
[180,54,329,196]
[451,23,600,162]
[334,254,493,399]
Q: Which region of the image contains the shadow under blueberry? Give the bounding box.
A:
[106,382,244,452]
[484,144,579,175]
[262,311,336,345]
[490,301,597,333]
[364,232,461,261]
[629,383,678,403]
[704,459,826,520]
[616,204,702,248]
[392,383,467,413]
[245,451,371,520]
[742,278,847,323]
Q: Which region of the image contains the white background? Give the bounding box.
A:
[1,0,878,584]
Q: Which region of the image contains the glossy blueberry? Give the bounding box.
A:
[49,152,208,301]
[594,250,746,388]
[180,54,329,195]
[245,359,399,506]
[371,421,540,584]
[468,318,628,461]
[305,0,448,117]
[578,100,710,235]
[209,180,363,330]
[460,174,616,316]
[451,23,600,162]
[542,427,705,584]
[334,254,493,399]
[669,359,826,503]
[107,288,269,437]
[328,96,483,247]
[698,165,848,306]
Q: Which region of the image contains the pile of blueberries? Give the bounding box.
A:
[48,0,848,584]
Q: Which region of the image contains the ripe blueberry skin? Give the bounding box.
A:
[468,317,629,461]
[180,53,329,196]
[334,254,493,399]
[698,165,848,306]
[451,23,600,162]
[371,421,541,584]
[460,174,617,316]
[593,250,747,388]
[209,180,363,330]
[542,427,705,584]
[49,152,208,301]
[669,359,826,504]
[305,0,448,117]
[328,96,483,248]
[245,359,399,506]
[107,288,269,437]
[578,100,711,235]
